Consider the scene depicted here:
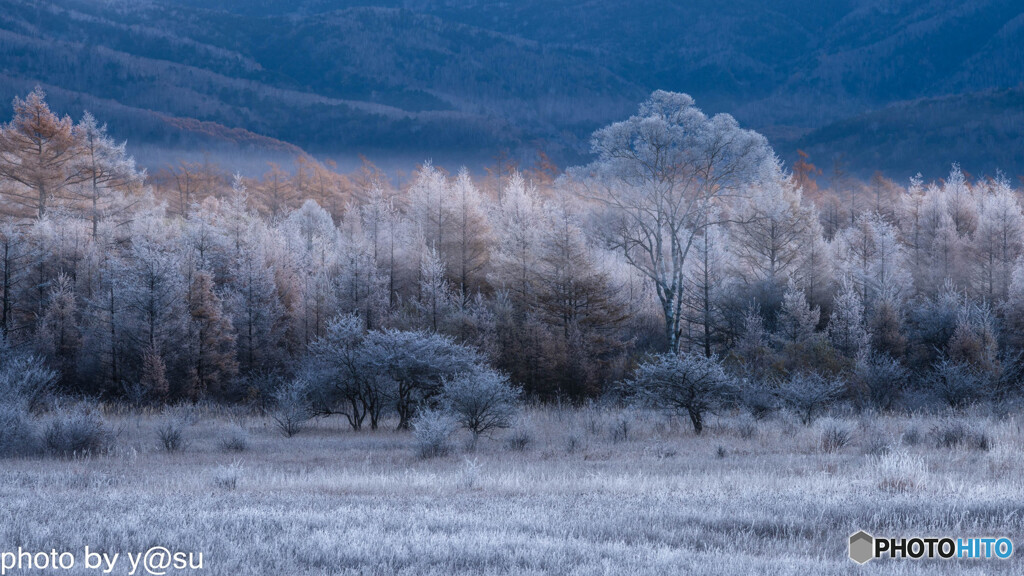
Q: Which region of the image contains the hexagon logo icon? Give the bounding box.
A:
[849,531,874,564]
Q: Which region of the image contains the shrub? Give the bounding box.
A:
[44,408,113,457]
[854,354,909,410]
[157,421,188,453]
[270,379,312,437]
[0,349,57,413]
[440,369,519,442]
[818,422,852,453]
[862,433,891,456]
[412,408,458,458]
[774,372,845,425]
[505,428,533,452]
[741,382,777,420]
[0,404,40,458]
[622,353,736,434]
[931,420,990,451]
[927,359,990,408]
[220,427,250,452]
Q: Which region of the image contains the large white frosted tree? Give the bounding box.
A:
[570,91,775,352]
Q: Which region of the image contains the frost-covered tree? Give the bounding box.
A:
[535,199,627,396]
[304,315,386,430]
[0,220,27,337]
[121,214,188,388]
[729,177,813,287]
[186,270,237,399]
[624,352,736,434]
[445,168,491,304]
[489,172,543,308]
[35,272,80,386]
[827,281,869,360]
[440,368,519,442]
[360,329,481,430]
[416,246,454,332]
[225,226,285,374]
[834,212,910,312]
[71,112,142,237]
[681,213,730,357]
[774,372,845,425]
[774,282,820,347]
[571,91,775,352]
[971,176,1024,302]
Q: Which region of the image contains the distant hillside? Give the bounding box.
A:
[1,0,1022,177]
[795,87,1024,184]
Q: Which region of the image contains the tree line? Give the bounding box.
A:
[2,88,1024,421]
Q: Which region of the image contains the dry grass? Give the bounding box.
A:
[1,404,1023,575]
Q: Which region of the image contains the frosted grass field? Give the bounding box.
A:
[2,405,1023,575]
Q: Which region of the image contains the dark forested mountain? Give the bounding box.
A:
[2,0,1023,179]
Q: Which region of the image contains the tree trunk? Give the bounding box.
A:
[688,408,703,435]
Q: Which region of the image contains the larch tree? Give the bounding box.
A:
[729,176,812,288]
[445,168,491,306]
[488,172,543,310]
[570,90,775,352]
[971,175,1024,302]
[186,270,238,399]
[827,280,870,360]
[35,272,81,386]
[72,112,143,237]
[773,282,820,348]
[255,162,298,219]
[536,199,627,396]
[681,210,730,357]
[833,212,910,309]
[0,88,84,218]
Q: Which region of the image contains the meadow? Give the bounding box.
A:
[2,405,1021,575]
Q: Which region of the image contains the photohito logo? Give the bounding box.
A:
[849,531,1013,564]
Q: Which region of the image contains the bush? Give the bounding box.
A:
[44,408,113,457]
[412,408,458,458]
[157,421,188,453]
[818,422,852,453]
[623,353,736,434]
[931,420,990,451]
[220,427,250,452]
[270,379,312,437]
[854,354,909,410]
[774,372,845,425]
[0,349,57,413]
[504,428,533,452]
[0,404,40,458]
[440,369,519,442]
[928,359,990,408]
[740,381,777,420]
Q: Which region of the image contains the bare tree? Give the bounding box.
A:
[570,91,775,352]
